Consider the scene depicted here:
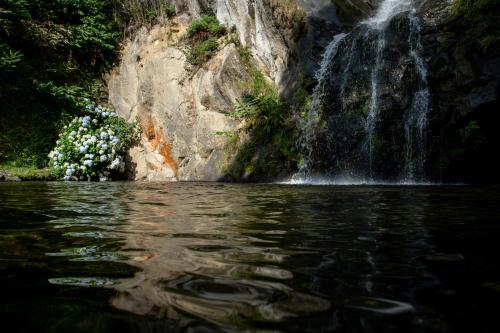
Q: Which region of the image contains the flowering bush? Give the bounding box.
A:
[49,101,140,181]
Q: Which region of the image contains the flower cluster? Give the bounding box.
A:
[49,101,141,181]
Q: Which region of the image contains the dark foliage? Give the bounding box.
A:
[0,0,120,167]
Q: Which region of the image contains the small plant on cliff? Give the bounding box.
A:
[187,15,226,65]
[187,15,226,38]
[231,70,288,132]
[188,37,219,65]
[224,67,301,180]
[48,101,141,181]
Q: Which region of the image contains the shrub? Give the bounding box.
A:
[48,101,140,181]
[113,0,176,33]
[0,43,23,71]
[0,0,120,168]
[187,15,226,65]
[187,15,226,38]
[231,70,287,125]
[227,67,301,177]
[188,37,219,64]
[238,47,252,67]
[452,0,500,50]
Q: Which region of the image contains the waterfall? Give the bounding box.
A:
[293,0,430,183]
[365,35,385,177]
[365,0,412,27]
[297,33,347,178]
[363,0,412,177]
[404,11,430,181]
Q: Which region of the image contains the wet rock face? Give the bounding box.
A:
[418,0,500,183]
[330,0,377,25]
[303,0,500,183]
[318,14,421,180]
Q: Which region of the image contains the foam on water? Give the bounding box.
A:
[278,176,440,186]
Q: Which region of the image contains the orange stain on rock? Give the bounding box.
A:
[140,115,178,175]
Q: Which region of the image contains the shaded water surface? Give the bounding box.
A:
[0,182,499,332]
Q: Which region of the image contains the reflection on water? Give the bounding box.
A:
[1,182,500,332]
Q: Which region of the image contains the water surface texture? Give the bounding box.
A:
[1,182,499,332]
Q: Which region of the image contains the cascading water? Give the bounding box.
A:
[404,11,430,181]
[294,0,430,184]
[298,33,347,177]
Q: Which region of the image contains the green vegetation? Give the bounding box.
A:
[48,102,140,181]
[224,63,301,180]
[292,74,314,120]
[452,0,500,50]
[0,0,121,171]
[187,14,226,38]
[238,47,252,65]
[214,130,239,146]
[0,163,50,180]
[459,120,481,144]
[0,1,177,174]
[267,0,306,23]
[113,0,176,33]
[187,15,226,65]
[188,37,219,65]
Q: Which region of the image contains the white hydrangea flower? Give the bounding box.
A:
[81,116,91,127]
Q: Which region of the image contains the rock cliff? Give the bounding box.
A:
[108,0,500,183]
[109,18,243,181]
[418,0,500,183]
[108,0,303,181]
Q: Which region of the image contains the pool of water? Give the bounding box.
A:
[0,182,499,332]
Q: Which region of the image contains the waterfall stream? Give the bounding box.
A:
[294,0,430,184]
[404,11,430,181]
[299,33,347,177]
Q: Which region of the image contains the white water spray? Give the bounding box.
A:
[297,33,347,177]
[364,0,412,28]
